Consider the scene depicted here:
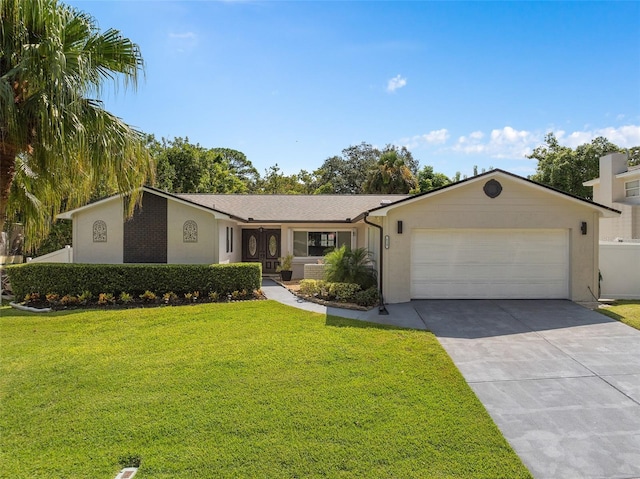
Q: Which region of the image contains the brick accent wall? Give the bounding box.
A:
[124,193,167,263]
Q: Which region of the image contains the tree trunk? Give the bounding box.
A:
[0,146,17,235]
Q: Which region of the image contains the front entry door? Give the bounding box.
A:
[242,229,281,273]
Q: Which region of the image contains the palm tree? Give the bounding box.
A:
[363,151,417,194]
[0,0,152,245]
[324,245,377,290]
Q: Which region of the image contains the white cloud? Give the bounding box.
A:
[397,124,640,161]
[401,129,450,149]
[558,125,640,148]
[386,74,407,93]
[454,126,537,158]
[168,31,198,53]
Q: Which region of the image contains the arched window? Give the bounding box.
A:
[93,220,107,242]
[183,220,198,243]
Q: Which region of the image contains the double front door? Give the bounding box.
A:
[242,228,281,274]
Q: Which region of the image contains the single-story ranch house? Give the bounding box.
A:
[58,169,620,304]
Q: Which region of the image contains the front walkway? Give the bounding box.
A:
[260,278,425,330]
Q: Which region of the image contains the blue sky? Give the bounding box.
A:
[69,0,640,179]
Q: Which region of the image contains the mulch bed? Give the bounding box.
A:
[15,291,267,312]
[277,280,373,311]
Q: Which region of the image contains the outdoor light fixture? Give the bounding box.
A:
[397,220,403,234]
[384,235,390,249]
[581,222,587,235]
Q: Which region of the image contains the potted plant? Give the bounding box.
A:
[276,253,294,281]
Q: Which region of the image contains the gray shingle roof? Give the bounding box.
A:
[176,194,410,222]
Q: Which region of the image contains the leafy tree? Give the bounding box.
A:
[363,151,417,194]
[414,165,451,193]
[313,142,420,194]
[0,0,152,245]
[313,142,381,194]
[152,137,253,194]
[529,133,624,199]
[211,148,260,190]
[256,164,310,194]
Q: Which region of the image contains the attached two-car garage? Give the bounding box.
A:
[410,228,569,299]
[367,170,620,304]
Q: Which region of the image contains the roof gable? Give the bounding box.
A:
[57,186,237,220]
[365,169,620,218]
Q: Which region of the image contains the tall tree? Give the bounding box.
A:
[210,148,260,190]
[415,165,451,193]
[0,0,152,244]
[529,133,624,199]
[152,137,253,194]
[363,151,417,194]
[314,142,409,194]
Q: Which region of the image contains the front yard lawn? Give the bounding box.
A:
[0,301,531,478]
[597,300,640,330]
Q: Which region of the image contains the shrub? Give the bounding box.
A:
[119,292,133,304]
[163,292,178,304]
[324,246,377,290]
[299,279,327,296]
[60,294,79,306]
[353,287,379,307]
[98,293,115,305]
[6,263,262,299]
[45,293,59,305]
[208,291,220,302]
[139,290,157,302]
[327,282,361,302]
[78,291,92,305]
[24,292,40,303]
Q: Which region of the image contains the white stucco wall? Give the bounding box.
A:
[373,175,603,304]
[167,200,217,264]
[218,219,242,264]
[73,196,124,263]
[600,242,640,299]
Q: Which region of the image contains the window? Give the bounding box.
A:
[93,220,107,242]
[625,180,639,198]
[226,227,234,253]
[293,231,351,257]
[183,220,198,242]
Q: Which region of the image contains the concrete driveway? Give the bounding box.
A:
[414,299,640,479]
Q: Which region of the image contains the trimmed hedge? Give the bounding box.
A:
[7,263,262,299]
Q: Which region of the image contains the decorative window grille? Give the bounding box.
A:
[183,220,198,243]
[93,220,107,242]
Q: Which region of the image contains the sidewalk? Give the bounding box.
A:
[260,278,426,330]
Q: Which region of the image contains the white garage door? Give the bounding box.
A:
[411,229,569,299]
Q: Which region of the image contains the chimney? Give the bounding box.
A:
[599,153,628,204]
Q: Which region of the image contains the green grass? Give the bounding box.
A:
[597,300,640,330]
[0,301,531,479]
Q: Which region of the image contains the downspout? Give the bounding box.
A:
[364,212,388,315]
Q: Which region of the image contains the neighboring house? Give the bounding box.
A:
[583,152,640,241]
[58,169,620,304]
[583,153,640,299]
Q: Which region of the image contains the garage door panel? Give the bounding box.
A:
[411,229,569,299]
